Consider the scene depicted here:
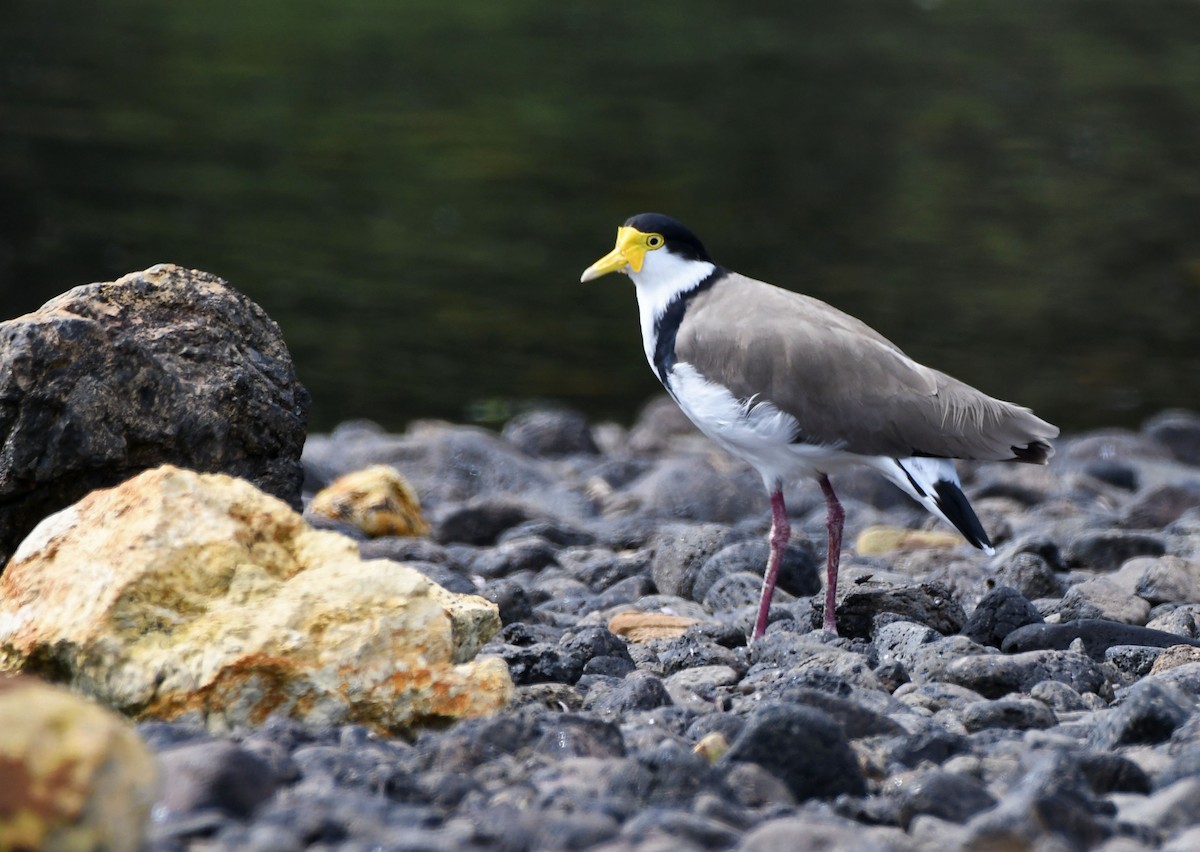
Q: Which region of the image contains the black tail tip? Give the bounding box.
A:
[933,479,993,552]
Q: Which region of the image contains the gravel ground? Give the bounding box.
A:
[142,405,1200,851]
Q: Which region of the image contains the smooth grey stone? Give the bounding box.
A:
[1002,619,1200,659]
[1123,555,1200,606]
[1059,576,1152,625]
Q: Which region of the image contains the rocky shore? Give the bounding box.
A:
[147,405,1200,851]
[3,268,1200,851]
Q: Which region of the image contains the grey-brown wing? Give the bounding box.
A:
[675,274,1057,461]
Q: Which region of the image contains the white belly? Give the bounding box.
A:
[664,361,862,489]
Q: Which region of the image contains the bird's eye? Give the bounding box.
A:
[646,234,664,248]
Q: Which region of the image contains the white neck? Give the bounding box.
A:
[629,250,716,369]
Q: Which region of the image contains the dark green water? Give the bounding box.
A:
[3,1,1199,432]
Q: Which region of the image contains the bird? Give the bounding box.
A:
[580,213,1059,640]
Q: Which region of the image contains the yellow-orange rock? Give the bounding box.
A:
[0,465,511,734]
[0,675,158,852]
[855,525,966,556]
[608,611,700,642]
[1150,645,1200,675]
[309,464,430,537]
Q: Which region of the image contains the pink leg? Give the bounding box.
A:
[819,474,844,635]
[752,489,791,641]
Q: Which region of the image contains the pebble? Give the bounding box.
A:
[109,407,1200,849]
[721,704,866,801]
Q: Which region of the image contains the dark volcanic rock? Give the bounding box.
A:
[501,408,599,458]
[1089,680,1195,748]
[1063,530,1166,570]
[889,768,997,829]
[649,523,738,600]
[1002,619,1200,659]
[832,581,967,638]
[962,585,1044,647]
[0,264,309,566]
[1118,484,1200,529]
[1143,409,1200,466]
[433,498,541,546]
[992,552,1064,600]
[960,697,1058,732]
[943,649,1106,699]
[627,455,766,522]
[962,750,1111,850]
[692,538,820,602]
[721,704,866,801]
[159,740,279,818]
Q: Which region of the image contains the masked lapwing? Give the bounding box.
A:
[581,213,1058,639]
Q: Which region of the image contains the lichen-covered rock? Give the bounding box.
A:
[0,264,310,567]
[308,464,430,537]
[0,675,158,852]
[0,466,511,733]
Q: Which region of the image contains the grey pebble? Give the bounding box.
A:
[721,703,866,801]
[962,585,1044,647]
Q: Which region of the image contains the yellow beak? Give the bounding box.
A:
[580,226,649,282]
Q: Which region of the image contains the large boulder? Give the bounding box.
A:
[0,465,511,733]
[0,674,158,852]
[0,264,310,567]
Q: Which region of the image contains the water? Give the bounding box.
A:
[3,1,1199,432]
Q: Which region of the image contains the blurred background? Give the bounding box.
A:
[3,0,1199,433]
